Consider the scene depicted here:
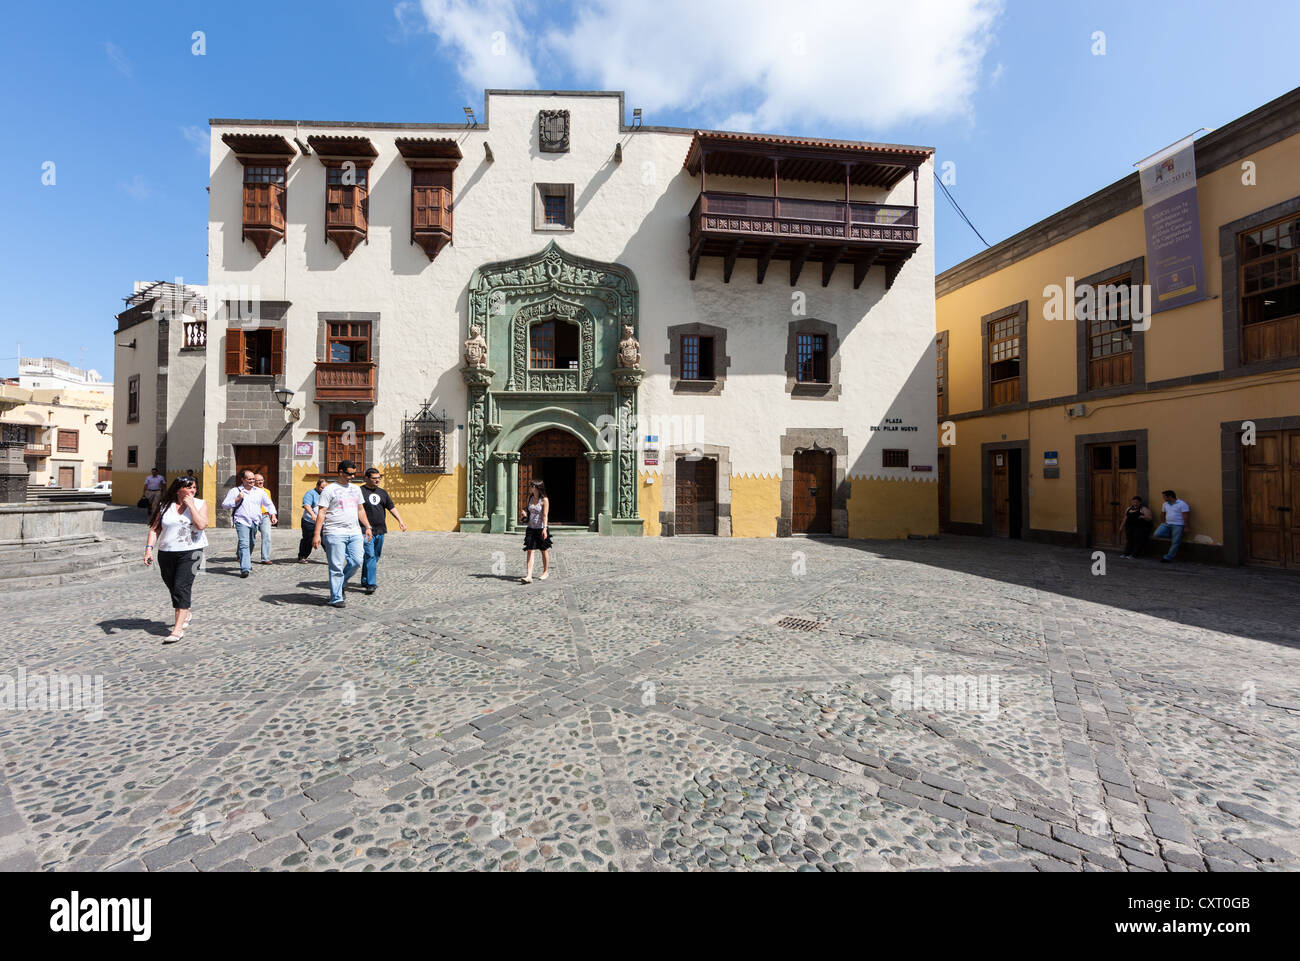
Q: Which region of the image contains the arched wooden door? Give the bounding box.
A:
[519,428,589,526]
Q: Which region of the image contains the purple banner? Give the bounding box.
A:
[1138,140,1207,313]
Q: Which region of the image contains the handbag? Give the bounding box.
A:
[137,497,150,509]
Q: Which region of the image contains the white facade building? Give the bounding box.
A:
[204,90,938,537]
[17,358,110,395]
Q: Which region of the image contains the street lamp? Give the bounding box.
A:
[272,386,301,422]
[95,419,108,434]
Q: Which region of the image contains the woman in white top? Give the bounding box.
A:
[144,475,209,643]
[519,479,552,583]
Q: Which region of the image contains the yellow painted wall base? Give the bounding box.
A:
[638,472,662,536]
[847,475,938,539]
[731,473,781,537]
[289,462,466,531]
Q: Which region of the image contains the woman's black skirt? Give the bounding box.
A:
[522,527,553,551]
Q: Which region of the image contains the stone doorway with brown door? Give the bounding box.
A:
[1087,442,1138,549]
[982,441,1028,540]
[675,455,717,535]
[779,430,847,538]
[234,444,280,516]
[792,449,832,535]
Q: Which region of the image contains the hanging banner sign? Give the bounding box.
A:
[1137,136,1207,313]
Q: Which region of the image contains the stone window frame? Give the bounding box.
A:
[665,322,731,395]
[1220,194,1300,374]
[127,375,140,423]
[981,300,1029,411]
[778,428,848,537]
[657,443,732,537]
[316,311,380,404]
[533,183,575,232]
[936,330,949,418]
[784,319,841,401]
[1074,257,1147,398]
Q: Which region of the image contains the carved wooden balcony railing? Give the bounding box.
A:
[183,320,207,349]
[325,185,370,259]
[689,191,920,288]
[314,361,376,403]
[25,443,50,457]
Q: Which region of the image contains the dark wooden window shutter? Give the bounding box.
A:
[225,328,245,376]
[270,328,285,375]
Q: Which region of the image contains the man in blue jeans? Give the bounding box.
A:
[359,467,407,595]
[1152,489,1191,563]
[312,460,373,608]
[221,469,278,578]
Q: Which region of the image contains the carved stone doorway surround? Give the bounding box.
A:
[659,443,732,536]
[779,428,848,537]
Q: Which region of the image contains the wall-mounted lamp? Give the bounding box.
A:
[272,386,302,421]
[632,108,642,129]
[95,419,108,434]
[464,107,478,127]
[116,339,136,350]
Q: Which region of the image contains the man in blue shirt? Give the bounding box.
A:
[298,478,327,563]
[221,469,278,577]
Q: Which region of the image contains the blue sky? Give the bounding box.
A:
[2,0,1297,379]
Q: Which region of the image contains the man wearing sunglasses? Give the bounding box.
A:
[311,459,373,608]
[359,466,406,595]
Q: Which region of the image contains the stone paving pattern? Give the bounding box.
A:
[1,509,1298,872]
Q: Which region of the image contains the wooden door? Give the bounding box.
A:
[1087,443,1138,548]
[1244,430,1300,568]
[58,466,74,488]
[518,429,588,525]
[792,450,832,534]
[675,457,717,535]
[991,452,1010,537]
[234,444,279,515]
[328,415,364,476]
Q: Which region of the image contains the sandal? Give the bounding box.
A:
[538,571,549,580]
[182,614,192,629]
[163,631,184,644]
[520,575,533,584]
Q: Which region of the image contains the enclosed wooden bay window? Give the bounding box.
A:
[395,138,462,261]
[221,133,296,258]
[308,136,377,260]
[1240,214,1300,363]
[315,320,376,402]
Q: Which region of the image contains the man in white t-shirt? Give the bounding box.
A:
[1152,489,1190,563]
[311,460,373,607]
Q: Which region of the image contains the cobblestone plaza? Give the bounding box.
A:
[1,511,1297,873]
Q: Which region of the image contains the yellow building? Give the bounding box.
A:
[0,387,113,488]
[935,86,1300,568]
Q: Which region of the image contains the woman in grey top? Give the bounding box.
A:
[520,480,552,583]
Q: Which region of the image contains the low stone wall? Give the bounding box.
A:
[0,501,107,548]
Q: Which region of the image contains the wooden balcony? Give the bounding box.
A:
[325,186,369,259]
[242,182,287,257]
[314,361,376,403]
[689,191,920,288]
[183,320,207,349]
[25,443,50,457]
[1243,314,1300,364]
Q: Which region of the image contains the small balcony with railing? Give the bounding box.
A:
[314,362,376,403]
[684,132,930,288]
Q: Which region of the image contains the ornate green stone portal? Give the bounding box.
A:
[459,242,644,536]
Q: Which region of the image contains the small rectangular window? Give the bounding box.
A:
[326,166,368,188]
[882,449,909,468]
[57,429,78,453]
[127,446,138,467]
[128,375,140,423]
[534,183,574,230]
[543,194,566,225]
[796,333,828,383]
[327,321,371,363]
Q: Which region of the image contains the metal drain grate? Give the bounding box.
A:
[776,616,823,632]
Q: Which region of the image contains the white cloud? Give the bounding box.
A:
[180,125,209,156]
[548,0,1004,132]
[990,62,1005,86]
[121,175,151,201]
[414,0,538,92]
[105,41,132,78]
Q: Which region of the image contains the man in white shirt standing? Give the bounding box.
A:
[1153,489,1191,563]
[312,459,373,607]
[142,467,165,513]
[221,469,278,577]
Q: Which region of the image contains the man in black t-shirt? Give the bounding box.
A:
[359,467,407,595]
